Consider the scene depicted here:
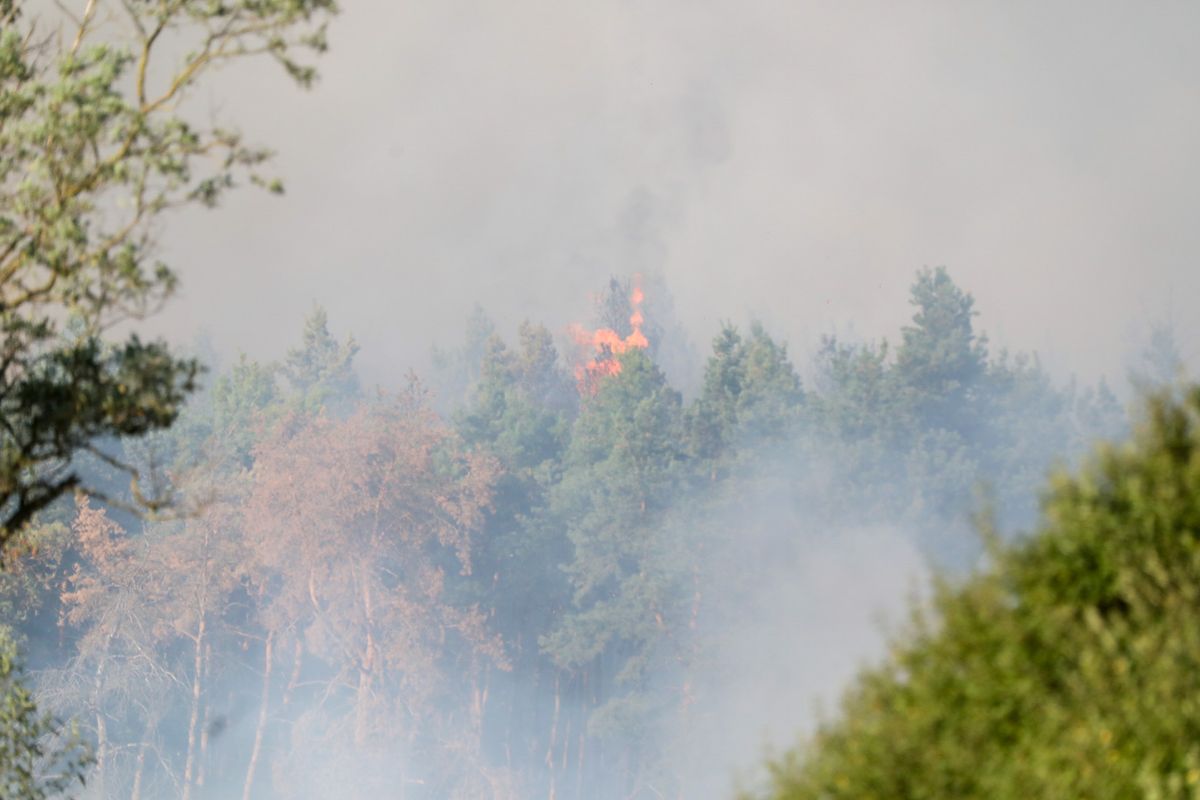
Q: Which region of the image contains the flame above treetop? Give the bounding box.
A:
[570,279,649,394]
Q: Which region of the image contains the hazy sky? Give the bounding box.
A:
[152,1,1200,387]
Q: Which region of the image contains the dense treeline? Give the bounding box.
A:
[2,269,1137,798]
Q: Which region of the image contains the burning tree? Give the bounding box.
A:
[541,347,696,797]
[570,279,650,395]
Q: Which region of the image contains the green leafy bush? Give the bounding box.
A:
[754,388,1200,800]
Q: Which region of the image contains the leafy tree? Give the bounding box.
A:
[751,387,1200,800]
[0,630,88,800]
[36,499,175,799]
[0,0,334,542]
[244,386,504,797]
[0,1,336,794]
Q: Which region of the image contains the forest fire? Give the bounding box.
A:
[570,281,649,393]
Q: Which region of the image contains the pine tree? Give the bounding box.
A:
[282,307,360,412]
[542,349,692,796]
[895,267,989,436]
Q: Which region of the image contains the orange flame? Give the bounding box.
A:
[570,279,649,394]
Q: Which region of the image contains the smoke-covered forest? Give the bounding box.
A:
[1,264,1161,798]
[2,1,1199,799]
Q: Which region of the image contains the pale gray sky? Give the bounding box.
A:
[152,1,1200,387]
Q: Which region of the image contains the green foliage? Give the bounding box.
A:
[752,388,1200,800]
[0,324,199,538]
[0,3,336,798]
[690,323,803,467]
[210,354,281,466]
[0,523,71,632]
[454,324,573,653]
[538,349,696,795]
[282,306,359,411]
[0,0,336,543]
[0,266,1150,799]
[0,630,87,799]
[800,269,1129,564]
[809,336,905,444]
[896,266,989,434]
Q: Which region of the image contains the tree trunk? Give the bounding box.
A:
[560,715,571,773]
[242,630,274,800]
[181,614,206,800]
[183,526,212,800]
[130,739,147,800]
[92,701,106,800]
[575,728,586,800]
[197,644,213,789]
[282,638,302,707]
[470,665,490,753]
[91,635,115,800]
[545,673,560,800]
[354,572,376,747]
[681,561,703,716]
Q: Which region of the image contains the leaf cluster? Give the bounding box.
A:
[753,388,1200,800]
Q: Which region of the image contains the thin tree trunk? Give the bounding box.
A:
[470,665,490,754]
[545,673,560,800]
[93,699,106,800]
[197,644,213,789]
[355,662,373,746]
[197,698,210,788]
[181,614,206,800]
[354,572,376,747]
[282,638,302,707]
[680,561,703,717]
[576,729,586,800]
[130,739,148,800]
[131,714,156,800]
[183,526,212,800]
[560,716,571,773]
[91,636,115,799]
[505,632,523,771]
[242,630,274,800]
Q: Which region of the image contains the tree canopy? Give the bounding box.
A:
[0,261,1151,798]
[0,0,336,794]
[0,0,335,543]
[751,387,1200,800]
